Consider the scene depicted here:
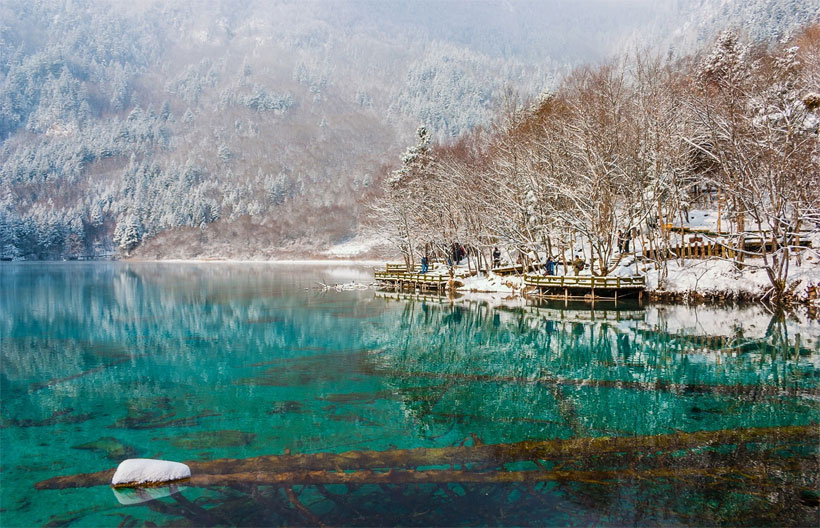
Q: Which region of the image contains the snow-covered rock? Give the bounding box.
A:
[111,459,191,487]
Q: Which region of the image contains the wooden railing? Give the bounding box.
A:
[524,275,645,289]
[374,271,449,285]
[643,242,731,260]
[643,234,812,260]
[383,263,446,273]
[491,262,545,275]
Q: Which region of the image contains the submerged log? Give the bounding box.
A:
[35,424,817,490]
[370,368,820,399]
[168,464,809,487]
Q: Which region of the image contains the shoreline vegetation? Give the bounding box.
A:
[9,254,818,315]
[370,26,820,310]
[6,252,820,319]
[380,257,820,316]
[4,25,820,313]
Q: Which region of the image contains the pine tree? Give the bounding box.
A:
[114,214,142,254]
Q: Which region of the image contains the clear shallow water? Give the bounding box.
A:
[1,262,818,527]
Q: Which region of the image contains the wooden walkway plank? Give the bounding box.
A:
[523,274,645,301]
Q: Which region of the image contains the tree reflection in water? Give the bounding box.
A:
[3,265,818,526]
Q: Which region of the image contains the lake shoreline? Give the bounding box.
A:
[4,257,819,317]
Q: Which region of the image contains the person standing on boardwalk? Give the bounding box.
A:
[420,255,429,274]
[492,247,501,268]
[572,255,584,276]
[545,256,555,276]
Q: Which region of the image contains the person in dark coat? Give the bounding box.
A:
[492,247,501,268]
[545,256,555,276]
[421,255,429,274]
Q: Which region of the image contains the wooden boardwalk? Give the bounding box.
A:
[374,269,455,293]
[381,262,543,276]
[375,263,647,299]
[643,234,812,260]
[524,274,645,301]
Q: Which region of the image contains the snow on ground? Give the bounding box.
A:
[667,209,730,232]
[438,250,820,308]
[645,252,820,304]
[111,459,191,487]
[460,273,524,293]
[611,255,641,276]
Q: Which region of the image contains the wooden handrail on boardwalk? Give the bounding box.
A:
[524,275,645,289]
[375,269,455,294]
[383,263,451,273]
[643,235,812,261]
[644,242,730,260]
[491,262,545,275]
[375,271,449,284]
[525,274,646,301]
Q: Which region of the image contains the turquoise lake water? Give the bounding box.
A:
[1,262,818,526]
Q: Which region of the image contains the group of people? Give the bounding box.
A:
[546,255,587,275]
[420,243,467,274]
[422,246,591,276]
[491,247,569,276]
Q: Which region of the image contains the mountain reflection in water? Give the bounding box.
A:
[1,263,818,527]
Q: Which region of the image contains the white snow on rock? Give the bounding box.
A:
[111,459,191,487]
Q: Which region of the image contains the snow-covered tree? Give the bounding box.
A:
[114,215,143,254]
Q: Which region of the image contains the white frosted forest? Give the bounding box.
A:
[2,0,818,262]
[374,26,820,304]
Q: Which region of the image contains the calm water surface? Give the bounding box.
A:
[1,262,818,526]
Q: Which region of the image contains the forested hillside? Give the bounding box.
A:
[1,0,818,260]
[374,25,820,302]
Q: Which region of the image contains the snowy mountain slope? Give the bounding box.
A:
[0,0,817,259]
